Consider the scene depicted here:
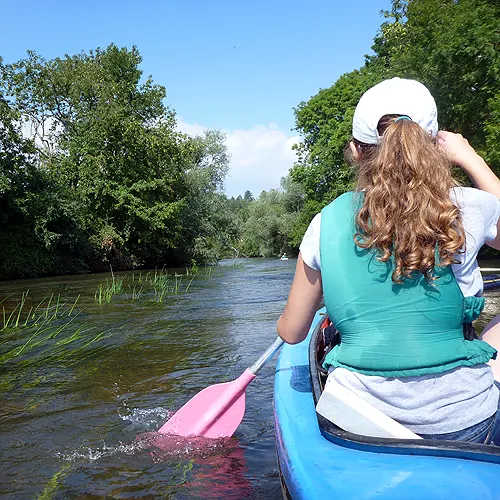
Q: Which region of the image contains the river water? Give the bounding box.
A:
[1,258,294,499]
[2,258,500,499]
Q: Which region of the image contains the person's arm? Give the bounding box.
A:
[277,253,323,344]
[437,131,500,249]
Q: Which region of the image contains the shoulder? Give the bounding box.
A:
[307,212,322,234]
[451,186,500,209]
[452,186,500,243]
[299,213,322,271]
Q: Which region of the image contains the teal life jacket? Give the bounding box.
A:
[320,191,496,377]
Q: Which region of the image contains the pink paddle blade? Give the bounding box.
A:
[158,369,256,438]
[157,337,283,438]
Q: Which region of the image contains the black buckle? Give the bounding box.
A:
[463,323,477,341]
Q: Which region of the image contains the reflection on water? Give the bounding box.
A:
[0,258,291,499]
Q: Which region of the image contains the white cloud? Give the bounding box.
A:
[176,120,207,138]
[177,118,299,197]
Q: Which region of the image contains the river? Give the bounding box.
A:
[2,258,500,499]
[1,258,294,499]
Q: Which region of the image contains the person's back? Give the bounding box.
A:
[319,190,493,377]
[277,78,500,444]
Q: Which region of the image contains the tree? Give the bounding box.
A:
[290,0,500,243]
[290,64,389,237]
[2,45,212,269]
[243,190,254,203]
[372,0,500,165]
[237,178,304,257]
[0,45,234,276]
[0,94,85,278]
[177,129,235,263]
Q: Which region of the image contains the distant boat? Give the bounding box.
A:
[280,254,289,261]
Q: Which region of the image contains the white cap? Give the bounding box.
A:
[352,78,438,145]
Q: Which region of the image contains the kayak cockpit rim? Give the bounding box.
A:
[309,312,500,464]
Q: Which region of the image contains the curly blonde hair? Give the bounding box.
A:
[353,115,465,284]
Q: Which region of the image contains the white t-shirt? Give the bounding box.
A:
[300,187,500,434]
[300,187,500,297]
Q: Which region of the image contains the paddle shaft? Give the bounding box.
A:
[249,337,284,375]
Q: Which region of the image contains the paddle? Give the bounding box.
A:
[158,337,284,438]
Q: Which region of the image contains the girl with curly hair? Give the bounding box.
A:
[278,78,500,443]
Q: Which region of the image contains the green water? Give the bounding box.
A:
[1,259,293,499]
[1,258,500,499]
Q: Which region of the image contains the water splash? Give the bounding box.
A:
[55,439,151,462]
[55,410,237,465]
[136,431,236,462]
[119,406,172,431]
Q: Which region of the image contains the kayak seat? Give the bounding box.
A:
[316,316,421,439]
[316,375,421,440]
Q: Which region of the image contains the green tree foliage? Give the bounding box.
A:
[0,45,232,278]
[178,130,234,263]
[291,64,389,237]
[0,94,85,278]
[291,0,500,240]
[237,177,304,257]
[376,0,500,162]
[243,190,254,203]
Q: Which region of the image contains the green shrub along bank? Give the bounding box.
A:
[0,45,233,279]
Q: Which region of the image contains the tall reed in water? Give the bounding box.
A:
[1,291,80,332]
[94,276,125,305]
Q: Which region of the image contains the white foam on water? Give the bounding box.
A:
[55,434,235,464]
[55,439,151,462]
[119,406,173,431]
[55,407,236,464]
[137,432,236,462]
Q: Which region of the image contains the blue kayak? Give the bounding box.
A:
[274,308,500,500]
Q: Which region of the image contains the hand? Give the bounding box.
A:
[437,130,479,168]
[437,130,500,202]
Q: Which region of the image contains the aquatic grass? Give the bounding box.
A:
[95,282,112,305]
[185,274,196,293]
[153,284,168,303]
[39,463,72,500]
[0,311,123,370]
[1,310,84,361]
[128,285,145,300]
[130,271,144,283]
[94,275,125,305]
[1,291,81,332]
[185,260,199,276]
[174,273,182,294]
[96,265,208,306]
[147,268,170,288]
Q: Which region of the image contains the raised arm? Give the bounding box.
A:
[437,131,500,249]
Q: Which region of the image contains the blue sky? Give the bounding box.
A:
[1,0,391,196]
